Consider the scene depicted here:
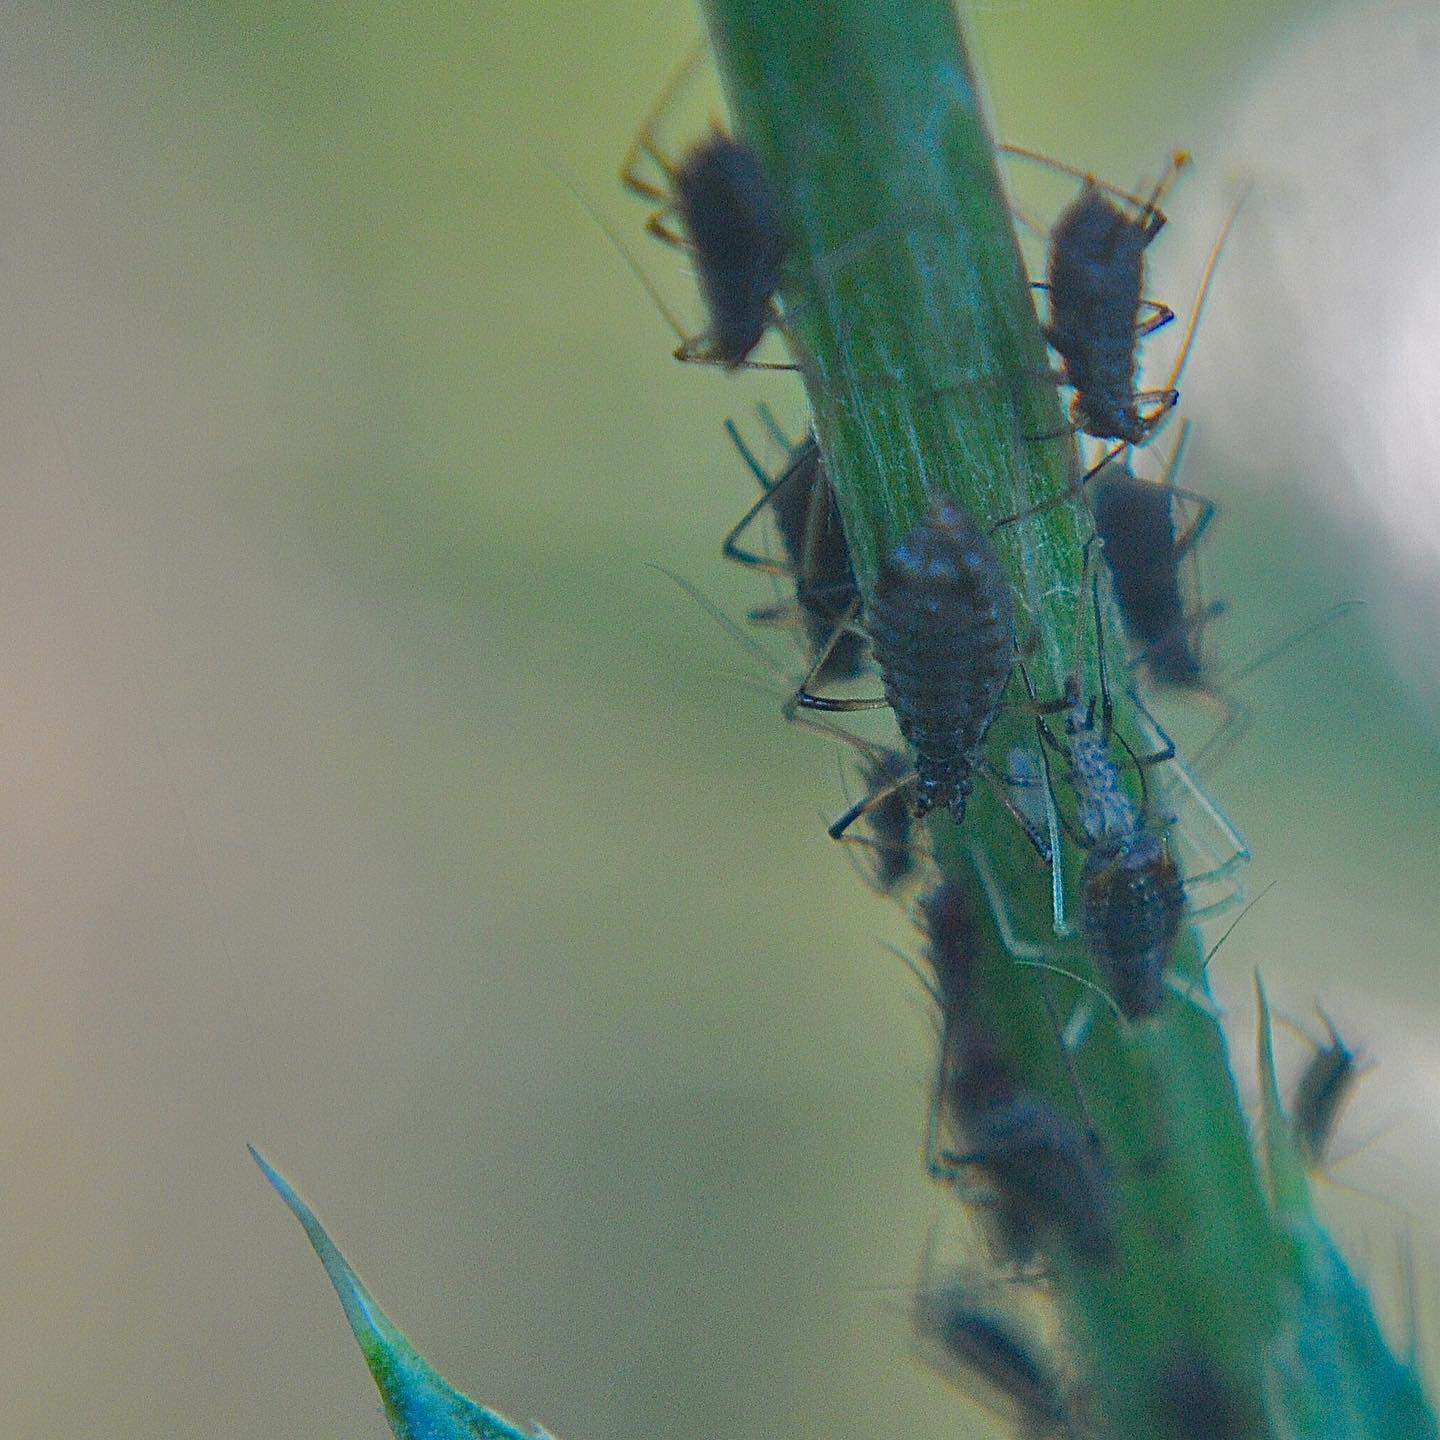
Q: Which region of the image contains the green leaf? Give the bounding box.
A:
[251,1145,547,1440]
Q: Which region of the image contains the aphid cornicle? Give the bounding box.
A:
[722,418,866,683]
[621,50,788,369]
[795,498,1016,827]
[911,1275,1071,1436]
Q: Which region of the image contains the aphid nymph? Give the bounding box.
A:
[1037,148,1189,444]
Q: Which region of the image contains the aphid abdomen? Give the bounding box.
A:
[1291,1025,1359,1169]
[673,135,788,367]
[867,500,1016,821]
[1081,830,1185,1020]
[1092,470,1205,686]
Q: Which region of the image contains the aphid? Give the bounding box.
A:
[991,181,1246,531]
[912,1273,1071,1436]
[620,47,788,368]
[722,414,866,682]
[938,1078,1120,1265]
[851,746,921,893]
[1092,421,1223,693]
[795,498,1016,828]
[1030,574,1186,1021]
[1291,1010,1363,1171]
[1027,147,1191,445]
[918,888,1119,1263]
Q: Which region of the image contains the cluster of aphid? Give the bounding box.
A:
[619,49,1368,1440]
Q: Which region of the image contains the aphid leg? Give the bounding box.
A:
[721,420,817,575]
[969,842,1059,964]
[644,212,691,249]
[997,145,1190,230]
[827,770,915,841]
[989,442,1127,532]
[789,599,889,715]
[619,40,708,205]
[754,402,796,453]
[1135,298,1176,338]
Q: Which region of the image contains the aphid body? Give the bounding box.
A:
[1093,461,1207,686]
[855,746,918,892]
[1291,1012,1361,1170]
[1045,178,1170,444]
[1049,682,1185,1021]
[724,423,865,682]
[920,877,1119,1264]
[621,53,788,369]
[1091,424,1221,694]
[670,135,788,368]
[912,1279,1071,1437]
[865,499,1016,821]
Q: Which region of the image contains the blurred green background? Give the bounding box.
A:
[0,1,1436,1436]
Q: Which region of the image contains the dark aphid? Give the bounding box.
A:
[1080,825,1185,1021]
[620,49,787,368]
[942,1082,1120,1265]
[912,1276,1071,1436]
[1291,1010,1362,1170]
[1039,149,1189,444]
[722,417,866,683]
[795,498,1016,827]
[1092,421,1219,690]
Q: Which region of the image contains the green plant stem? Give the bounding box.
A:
[698,1,1283,1434]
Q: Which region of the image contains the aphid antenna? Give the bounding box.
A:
[998,143,1191,224]
[1192,599,1365,772]
[649,563,884,765]
[968,842,1069,965]
[1199,879,1278,976]
[619,39,710,198]
[1142,184,1251,427]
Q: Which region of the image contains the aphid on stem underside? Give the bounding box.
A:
[620,45,790,370]
[1015,145,1192,446]
[1024,561,1245,1021]
[721,410,866,684]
